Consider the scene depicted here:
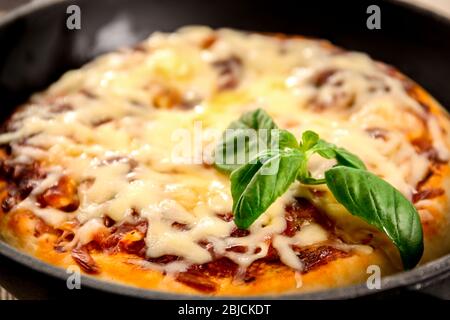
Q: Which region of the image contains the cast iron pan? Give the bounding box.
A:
[0,0,449,299]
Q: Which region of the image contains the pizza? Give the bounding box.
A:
[0,26,449,296]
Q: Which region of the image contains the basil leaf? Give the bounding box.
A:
[334,148,367,170]
[311,140,366,170]
[300,130,366,170]
[298,131,366,185]
[231,149,303,229]
[215,112,423,270]
[232,108,278,131]
[276,129,299,150]
[312,140,337,159]
[214,109,297,173]
[325,166,424,269]
[300,130,319,152]
[214,128,258,173]
[297,155,326,185]
[214,109,277,173]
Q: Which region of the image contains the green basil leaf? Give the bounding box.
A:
[214,109,297,173]
[325,166,424,269]
[300,130,319,152]
[276,129,299,150]
[298,131,366,185]
[312,140,337,159]
[214,109,277,173]
[232,108,278,131]
[214,128,258,173]
[231,149,303,229]
[311,140,366,170]
[334,148,367,170]
[300,129,366,170]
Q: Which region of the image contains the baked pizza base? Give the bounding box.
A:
[1,208,397,295]
[0,27,449,296]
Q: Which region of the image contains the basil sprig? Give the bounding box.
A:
[297,130,366,184]
[231,149,303,229]
[214,108,423,269]
[325,167,423,269]
[214,109,297,173]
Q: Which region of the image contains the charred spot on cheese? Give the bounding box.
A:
[80,88,98,100]
[147,255,180,265]
[403,81,433,114]
[102,219,148,256]
[313,69,338,87]
[212,55,242,91]
[309,87,356,112]
[132,43,150,53]
[36,176,79,212]
[146,83,198,110]
[365,127,388,141]
[91,117,113,127]
[71,246,100,274]
[284,198,334,237]
[99,156,138,171]
[147,83,183,109]
[103,215,115,228]
[294,245,349,273]
[175,269,218,293]
[413,188,445,203]
[230,227,250,238]
[34,216,60,237]
[49,102,74,114]
[200,34,217,50]
[0,159,45,212]
[411,134,446,163]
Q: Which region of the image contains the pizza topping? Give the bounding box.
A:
[284,197,333,236]
[212,55,243,91]
[412,188,445,203]
[294,245,349,272]
[175,269,218,293]
[0,160,45,212]
[216,110,423,269]
[200,34,217,50]
[148,83,183,109]
[102,219,148,256]
[71,246,100,274]
[36,176,79,212]
[312,69,337,87]
[0,27,447,278]
[34,217,59,237]
[365,127,388,141]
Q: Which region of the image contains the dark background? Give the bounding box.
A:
[1,0,450,111]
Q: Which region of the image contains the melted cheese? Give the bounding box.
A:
[1,26,449,273]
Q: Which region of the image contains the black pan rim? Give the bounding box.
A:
[0,0,449,299]
[1,237,450,299]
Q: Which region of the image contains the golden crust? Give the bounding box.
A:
[1,209,397,295]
